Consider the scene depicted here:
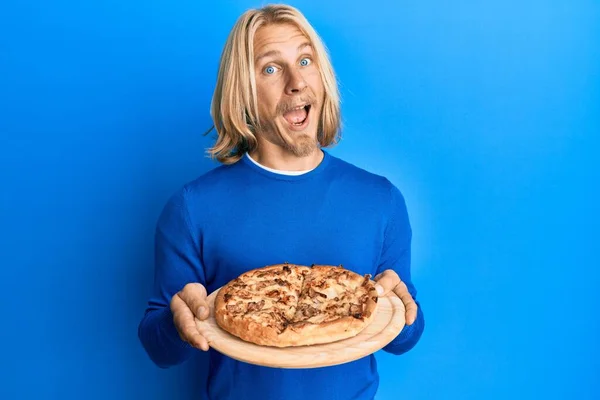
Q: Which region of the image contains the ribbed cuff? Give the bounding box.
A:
[157,306,192,350]
[382,304,425,355]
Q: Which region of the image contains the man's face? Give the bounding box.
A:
[253,23,324,158]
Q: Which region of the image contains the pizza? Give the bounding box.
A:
[214,263,379,347]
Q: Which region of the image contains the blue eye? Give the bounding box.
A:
[300,58,311,66]
[264,66,276,74]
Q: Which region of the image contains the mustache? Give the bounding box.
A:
[276,95,316,115]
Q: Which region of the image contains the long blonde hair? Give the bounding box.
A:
[206,4,342,164]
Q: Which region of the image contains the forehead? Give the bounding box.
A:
[253,23,310,56]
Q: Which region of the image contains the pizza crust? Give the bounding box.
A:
[213,312,285,347]
[214,263,380,347]
[278,314,375,347]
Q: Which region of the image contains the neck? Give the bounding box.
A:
[248,143,324,172]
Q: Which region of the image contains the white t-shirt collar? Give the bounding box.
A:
[244,153,316,176]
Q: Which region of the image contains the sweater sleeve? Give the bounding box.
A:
[376,182,425,355]
[137,186,206,368]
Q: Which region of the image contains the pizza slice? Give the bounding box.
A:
[285,264,379,345]
[214,263,310,345]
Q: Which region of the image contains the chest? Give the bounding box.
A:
[199,188,386,291]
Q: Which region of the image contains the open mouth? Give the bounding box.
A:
[283,104,311,129]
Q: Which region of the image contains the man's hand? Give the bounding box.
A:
[374,270,418,325]
[170,283,211,351]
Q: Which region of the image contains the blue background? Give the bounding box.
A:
[1,0,598,399]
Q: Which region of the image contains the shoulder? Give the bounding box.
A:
[170,160,246,200]
[328,153,405,203]
[159,160,246,216]
[187,161,244,191]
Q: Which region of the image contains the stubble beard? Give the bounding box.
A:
[283,131,318,157]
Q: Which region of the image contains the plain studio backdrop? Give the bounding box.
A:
[1,0,598,399]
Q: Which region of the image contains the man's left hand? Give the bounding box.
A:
[374,269,418,325]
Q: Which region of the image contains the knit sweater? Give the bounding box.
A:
[138,150,425,400]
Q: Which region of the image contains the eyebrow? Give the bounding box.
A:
[255,42,312,64]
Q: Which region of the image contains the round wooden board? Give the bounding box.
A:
[195,286,406,369]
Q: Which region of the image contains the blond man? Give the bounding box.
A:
[139,4,424,400]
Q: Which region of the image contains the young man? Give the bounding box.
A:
[138,4,425,400]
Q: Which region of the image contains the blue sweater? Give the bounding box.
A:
[138,150,425,400]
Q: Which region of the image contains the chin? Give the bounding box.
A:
[284,133,319,157]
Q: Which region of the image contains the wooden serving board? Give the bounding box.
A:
[195,286,406,369]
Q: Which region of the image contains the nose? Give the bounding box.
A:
[285,68,307,95]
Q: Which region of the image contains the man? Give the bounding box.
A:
[138,4,424,400]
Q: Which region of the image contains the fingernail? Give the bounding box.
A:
[376,285,384,295]
[198,306,206,316]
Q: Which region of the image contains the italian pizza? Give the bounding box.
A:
[214,263,379,347]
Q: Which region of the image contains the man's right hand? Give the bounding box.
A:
[170,283,211,351]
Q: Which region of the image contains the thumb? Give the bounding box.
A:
[179,283,210,320]
[374,270,400,296]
